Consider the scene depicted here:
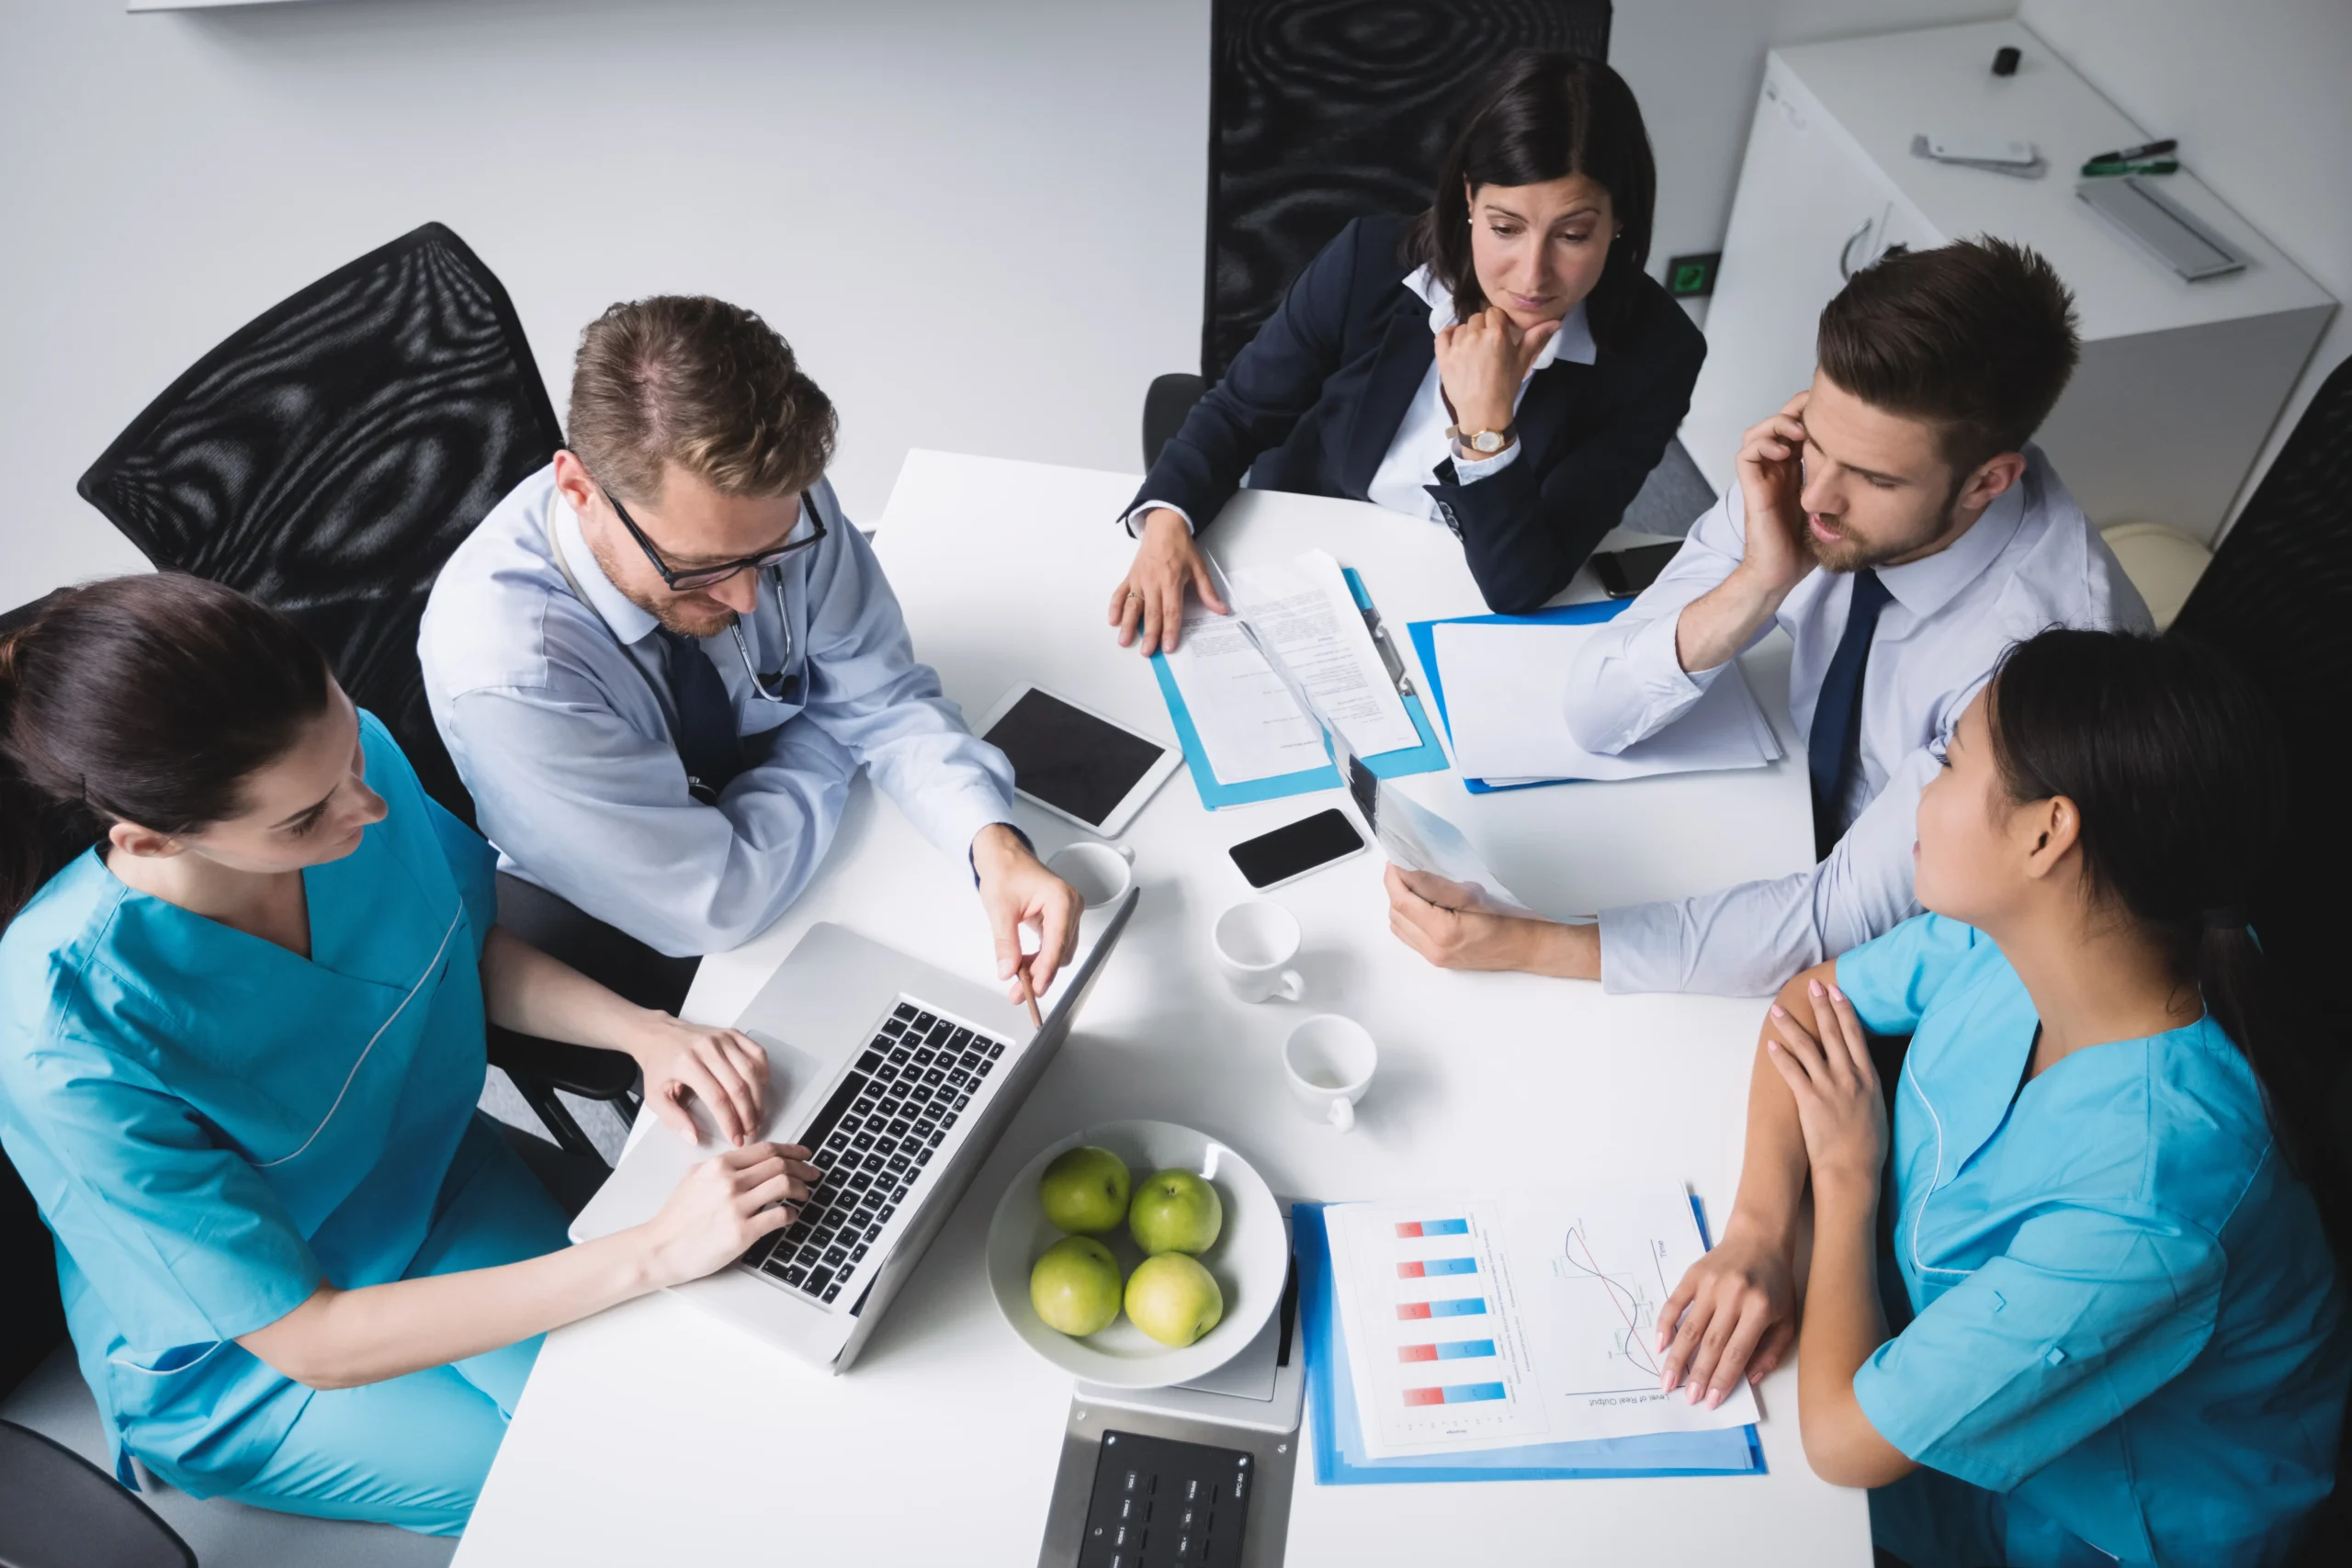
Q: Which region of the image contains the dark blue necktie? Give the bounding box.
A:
[1808,569,1893,859]
[657,628,743,806]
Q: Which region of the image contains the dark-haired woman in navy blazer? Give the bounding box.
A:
[1111,51,1705,647]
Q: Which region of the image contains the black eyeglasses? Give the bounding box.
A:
[603,483,827,591]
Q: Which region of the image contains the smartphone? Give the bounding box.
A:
[1591,542,1682,599]
[1228,808,1368,891]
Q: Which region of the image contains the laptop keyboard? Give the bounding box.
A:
[738,1001,1010,1307]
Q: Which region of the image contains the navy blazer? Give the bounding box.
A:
[1132,215,1706,615]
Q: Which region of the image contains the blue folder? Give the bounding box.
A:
[1405,597,1634,795]
[1151,569,1450,809]
[1293,1201,1766,1483]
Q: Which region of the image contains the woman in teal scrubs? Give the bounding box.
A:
[1656,628,2346,1566]
[0,575,818,1535]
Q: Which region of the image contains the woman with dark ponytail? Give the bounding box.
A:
[1650,627,2346,1567]
[0,576,821,1535]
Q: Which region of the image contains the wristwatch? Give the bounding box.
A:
[1448,423,1515,457]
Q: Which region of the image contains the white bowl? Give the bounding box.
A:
[986,1119,1286,1389]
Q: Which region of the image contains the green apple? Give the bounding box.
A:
[1030,1235,1124,1337]
[1128,1168,1223,1256]
[1038,1145,1132,1235]
[1125,1253,1225,1348]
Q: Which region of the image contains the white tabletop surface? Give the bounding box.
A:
[453,451,1870,1566]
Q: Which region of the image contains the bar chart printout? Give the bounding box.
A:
[1323,1187,1760,1460]
[1325,1202,1552,1459]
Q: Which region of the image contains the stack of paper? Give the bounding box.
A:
[1430,620,1781,785]
[1162,549,1418,787]
[1322,1185,1758,1461]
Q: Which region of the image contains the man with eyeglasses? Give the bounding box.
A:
[421,296,1080,1022]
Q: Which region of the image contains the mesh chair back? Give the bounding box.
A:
[2169,356,2352,1048]
[1202,0,1611,382]
[75,223,564,824]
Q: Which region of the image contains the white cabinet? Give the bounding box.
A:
[1680,19,2335,544]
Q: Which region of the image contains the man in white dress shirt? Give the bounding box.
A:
[422,297,1079,1005]
[1385,238,2150,995]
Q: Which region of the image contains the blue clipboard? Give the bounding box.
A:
[1293,1201,1766,1483]
[1151,568,1449,809]
[1405,597,1634,795]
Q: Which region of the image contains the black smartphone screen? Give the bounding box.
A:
[1229,808,1366,889]
[1593,541,1682,598]
[982,689,1168,828]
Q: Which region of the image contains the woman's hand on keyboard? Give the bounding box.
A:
[641,1142,820,1287]
[627,1016,771,1147]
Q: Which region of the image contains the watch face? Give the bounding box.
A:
[1474,431,1504,453]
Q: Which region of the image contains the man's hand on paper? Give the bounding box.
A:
[1111,507,1228,655]
[1672,391,1814,676]
[1383,864,1599,978]
[1655,1224,1798,1410]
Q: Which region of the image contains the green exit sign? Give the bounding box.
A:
[1667,252,1720,298]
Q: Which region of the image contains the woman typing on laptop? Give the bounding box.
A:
[0,575,813,1537]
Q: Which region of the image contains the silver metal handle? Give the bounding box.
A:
[1838,216,1875,279]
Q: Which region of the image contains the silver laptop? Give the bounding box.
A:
[572,888,1137,1371]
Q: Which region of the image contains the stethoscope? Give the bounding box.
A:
[730,570,801,705]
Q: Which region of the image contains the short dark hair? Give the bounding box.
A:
[0,574,332,926]
[1405,51,1657,355]
[568,296,836,504]
[1816,237,2079,475]
[1984,628,2346,1248]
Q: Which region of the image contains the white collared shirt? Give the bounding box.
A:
[1563,447,2151,996]
[1363,266,1595,521]
[1126,268,1596,535]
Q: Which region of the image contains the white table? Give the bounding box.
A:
[454,453,1869,1565]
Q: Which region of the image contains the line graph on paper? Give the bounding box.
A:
[1548,1218,1677,1394]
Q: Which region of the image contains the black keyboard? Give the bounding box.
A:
[738,1000,1009,1306]
[1076,1431,1252,1568]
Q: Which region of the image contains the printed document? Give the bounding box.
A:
[1345,758,1534,917]
[1431,620,1782,783]
[1161,549,1416,784]
[1323,1185,1758,1458]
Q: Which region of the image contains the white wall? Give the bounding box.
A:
[0,0,1211,607]
[2019,0,2350,533]
[1611,0,2011,327]
[6,1,2335,609]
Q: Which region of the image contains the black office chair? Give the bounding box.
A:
[2169,355,2352,1566]
[70,223,640,1162]
[1142,0,1613,466]
[2169,356,2352,1050]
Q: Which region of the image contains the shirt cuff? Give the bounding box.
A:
[1123,501,1195,537]
[1445,437,1522,485]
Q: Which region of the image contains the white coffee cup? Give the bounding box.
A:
[1045,840,1135,908]
[1211,899,1304,1003]
[1283,1014,1377,1133]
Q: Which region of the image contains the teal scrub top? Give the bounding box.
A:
[0,713,499,1494]
[1838,914,2346,1568]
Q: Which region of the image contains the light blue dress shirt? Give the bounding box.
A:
[1565,448,2150,996]
[1836,914,2346,1568]
[419,466,1016,957]
[0,716,567,1511]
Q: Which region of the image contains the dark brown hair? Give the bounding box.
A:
[1817,237,2079,476]
[1404,51,1657,354]
[1986,628,2344,1249]
[567,296,837,504]
[0,574,332,927]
